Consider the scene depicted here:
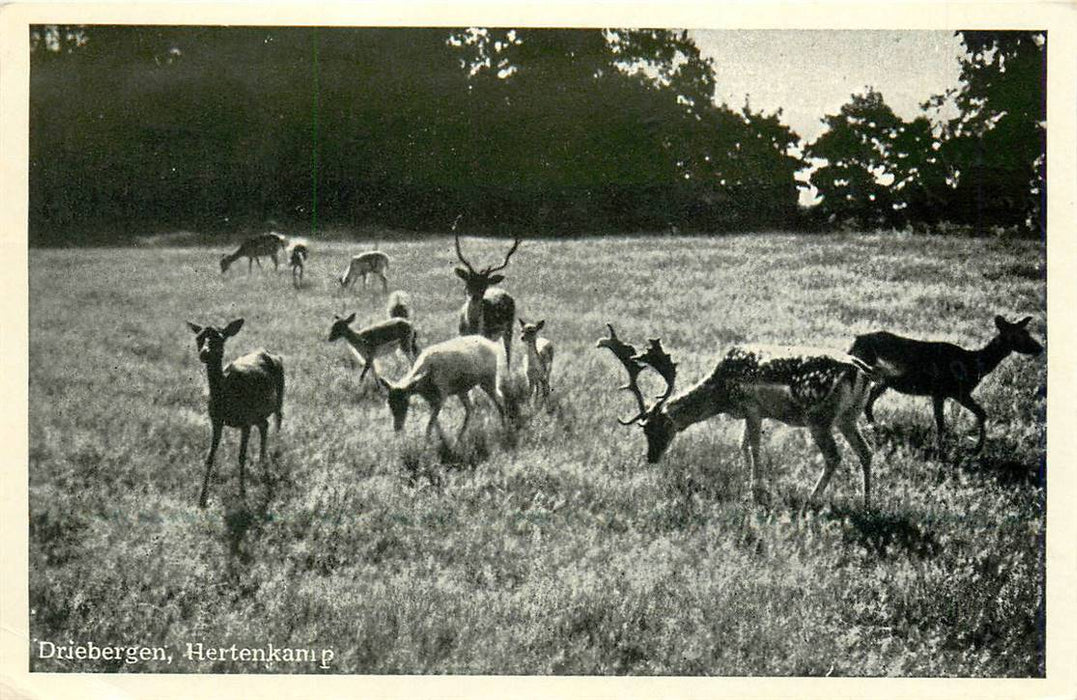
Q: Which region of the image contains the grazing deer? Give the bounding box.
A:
[340,251,391,293]
[289,242,309,288]
[598,324,875,506]
[220,232,287,273]
[186,319,285,508]
[377,335,506,445]
[519,318,554,401]
[454,230,520,368]
[848,315,1043,453]
[327,313,418,385]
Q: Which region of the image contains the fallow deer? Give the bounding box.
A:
[599,324,875,506]
[519,318,554,401]
[186,318,285,508]
[327,313,418,386]
[454,229,519,368]
[289,242,308,288]
[220,232,287,274]
[849,315,1043,453]
[386,290,411,320]
[340,251,391,293]
[377,335,507,445]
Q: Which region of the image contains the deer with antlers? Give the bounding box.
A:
[849,315,1043,453]
[453,224,520,369]
[598,325,876,506]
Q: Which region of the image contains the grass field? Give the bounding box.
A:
[28,233,1046,676]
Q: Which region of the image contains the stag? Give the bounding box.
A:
[453,225,520,368]
[598,325,875,506]
[849,315,1043,453]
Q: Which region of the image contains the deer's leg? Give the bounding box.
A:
[864,383,887,424]
[741,415,764,499]
[457,392,473,441]
[838,418,873,508]
[247,257,254,274]
[379,271,388,292]
[932,395,947,450]
[503,333,512,370]
[237,426,251,500]
[271,253,279,270]
[479,380,507,427]
[199,420,223,508]
[425,399,448,444]
[955,394,988,453]
[808,424,842,504]
[257,419,269,463]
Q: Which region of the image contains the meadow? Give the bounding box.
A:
[28,232,1046,676]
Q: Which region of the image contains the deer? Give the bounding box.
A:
[519,318,554,402]
[186,318,285,508]
[598,324,875,506]
[376,335,507,445]
[220,232,288,273]
[848,315,1044,454]
[327,313,418,386]
[386,290,411,320]
[289,242,309,288]
[453,228,520,369]
[340,251,391,293]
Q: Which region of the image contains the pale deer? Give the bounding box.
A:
[598,324,875,506]
[519,318,554,401]
[849,315,1043,453]
[377,335,506,445]
[454,230,519,368]
[289,242,309,288]
[340,251,391,292]
[327,313,418,385]
[186,318,285,508]
[220,232,287,273]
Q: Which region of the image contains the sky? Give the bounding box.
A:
[691,30,967,143]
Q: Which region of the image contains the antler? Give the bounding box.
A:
[485,237,521,274]
[635,339,677,412]
[453,230,477,274]
[596,324,648,425]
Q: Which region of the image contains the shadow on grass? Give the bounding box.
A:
[822,502,941,559]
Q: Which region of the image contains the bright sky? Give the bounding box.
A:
[691,30,966,143]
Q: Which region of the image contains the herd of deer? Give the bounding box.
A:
[190,231,1043,510]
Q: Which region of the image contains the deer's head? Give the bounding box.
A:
[377,377,411,432]
[327,313,357,343]
[219,255,233,274]
[453,228,520,302]
[995,315,1043,356]
[519,318,545,344]
[187,318,244,364]
[597,324,678,463]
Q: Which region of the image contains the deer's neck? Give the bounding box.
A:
[664,377,730,432]
[971,335,1012,382]
[467,295,486,335]
[203,358,226,406]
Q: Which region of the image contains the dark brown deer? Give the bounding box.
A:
[220,232,287,273]
[454,229,520,368]
[289,242,308,288]
[186,319,285,508]
[848,315,1043,453]
[599,325,875,506]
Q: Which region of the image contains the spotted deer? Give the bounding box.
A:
[340,251,391,293]
[377,335,507,445]
[454,229,519,368]
[598,324,875,506]
[519,318,554,401]
[186,318,285,508]
[327,313,418,386]
[849,315,1043,453]
[220,232,287,273]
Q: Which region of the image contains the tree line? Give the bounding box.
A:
[28,27,1045,243]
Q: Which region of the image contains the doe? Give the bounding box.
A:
[220,232,287,274]
[340,251,391,293]
[186,318,285,508]
[849,315,1043,453]
[599,324,875,506]
[327,312,418,385]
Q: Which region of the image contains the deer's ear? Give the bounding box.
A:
[454,267,470,281]
[488,274,505,285]
[344,312,357,324]
[1018,316,1032,327]
[518,319,526,328]
[223,318,245,337]
[186,321,203,334]
[535,320,545,331]
[995,315,1008,330]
